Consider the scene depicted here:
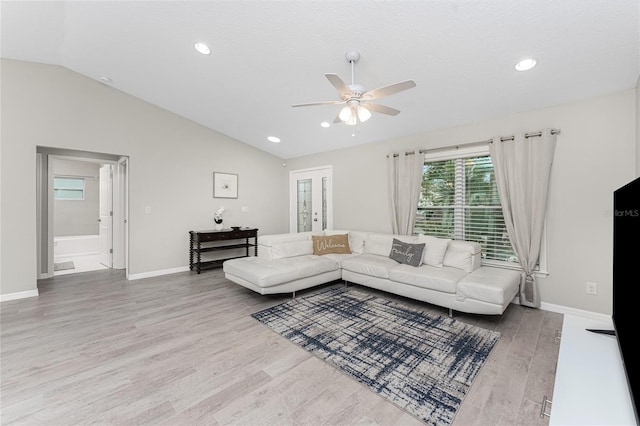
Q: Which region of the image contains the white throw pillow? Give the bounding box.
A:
[417,235,452,267]
[443,240,481,272]
[363,234,395,256]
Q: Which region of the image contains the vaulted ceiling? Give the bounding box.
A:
[2,1,638,159]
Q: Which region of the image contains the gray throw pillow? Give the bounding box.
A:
[389,238,425,267]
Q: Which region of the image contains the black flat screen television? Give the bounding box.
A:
[610,176,640,422]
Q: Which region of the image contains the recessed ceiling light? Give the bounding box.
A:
[98,75,112,84]
[267,136,281,143]
[194,42,211,55]
[320,122,331,128]
[515,58,537,71]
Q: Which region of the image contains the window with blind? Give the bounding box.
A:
[415,152,520,267]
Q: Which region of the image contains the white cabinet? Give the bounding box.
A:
[550,314,636,425]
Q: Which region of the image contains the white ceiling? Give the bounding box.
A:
[2,1,638,159]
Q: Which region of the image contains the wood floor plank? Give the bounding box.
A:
[0,269,560,425]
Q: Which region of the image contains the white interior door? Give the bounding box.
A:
[99,164,113,267]
[289,166,333,233]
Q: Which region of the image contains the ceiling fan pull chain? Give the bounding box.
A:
[350,58,355,86]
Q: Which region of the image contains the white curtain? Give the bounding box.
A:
[387,151,424,235]
[489,129,557,308]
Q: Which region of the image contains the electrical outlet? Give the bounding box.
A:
[586,281,598,295]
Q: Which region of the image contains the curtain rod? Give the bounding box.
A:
[388,128,561,157]
[54,174,98,180]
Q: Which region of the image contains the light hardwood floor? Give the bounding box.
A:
[1,269,562,425]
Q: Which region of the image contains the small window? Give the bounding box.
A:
[54,177,85,200]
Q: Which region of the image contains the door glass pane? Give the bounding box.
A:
[297,179,312,232]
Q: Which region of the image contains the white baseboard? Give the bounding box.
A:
[0,289,39,302]
[540,301,610,322]
[0,273,612,325]
[127,266,190,281]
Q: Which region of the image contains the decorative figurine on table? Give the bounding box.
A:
[214,207,225,230]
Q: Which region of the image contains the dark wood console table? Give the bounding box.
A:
[189,228,258,273]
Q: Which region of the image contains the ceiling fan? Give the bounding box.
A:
[292,51,416,126]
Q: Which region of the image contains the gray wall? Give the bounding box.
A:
[1,59,289,296]
[287,89,637,316]
[53,159,100,237]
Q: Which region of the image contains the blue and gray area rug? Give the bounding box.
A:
[252,285,500,425]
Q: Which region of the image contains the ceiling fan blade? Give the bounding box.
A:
[362,80,416,100]
[362,103,401,116]
[292,100,345,107]
[333,112,343,124]
[325,73,353,98]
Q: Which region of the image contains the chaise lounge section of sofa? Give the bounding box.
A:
[222,230,521,315]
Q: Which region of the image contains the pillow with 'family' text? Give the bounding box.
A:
[389,238,425,267]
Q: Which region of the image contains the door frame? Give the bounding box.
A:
[289,165,333,233]
[114,157,129,273]
[98,164,114,268]
[37,153,129,279]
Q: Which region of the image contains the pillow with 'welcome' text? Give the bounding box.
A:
[312,234,352,255]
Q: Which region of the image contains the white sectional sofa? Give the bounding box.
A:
[222,230,521,315]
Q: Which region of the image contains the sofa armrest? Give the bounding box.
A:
[258,232,315,260]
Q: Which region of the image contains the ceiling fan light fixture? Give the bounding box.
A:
[357,105,371,122]
[339,105,353,123]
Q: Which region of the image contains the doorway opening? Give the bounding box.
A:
[36,147,129,279]
[52,160,109,275]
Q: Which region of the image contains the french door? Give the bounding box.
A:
[289,166,333,233]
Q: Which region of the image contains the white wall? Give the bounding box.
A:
[287,90,637,315]
[0,59,289,296]
[2,58,637,312]
[53,159,100,237]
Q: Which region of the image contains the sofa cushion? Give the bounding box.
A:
[457,267,520,305]
[389,238,425,267]
[364,233,415,257]
[417,235,451,267]
[321,252,360,267]
[222,255,339,288]
[341,253,399,279]
[389,264,469,293]
[272,240,313,259]
[312,234,351,255]
[443,240,482,272]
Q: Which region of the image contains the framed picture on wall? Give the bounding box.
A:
[213,172,238,198]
